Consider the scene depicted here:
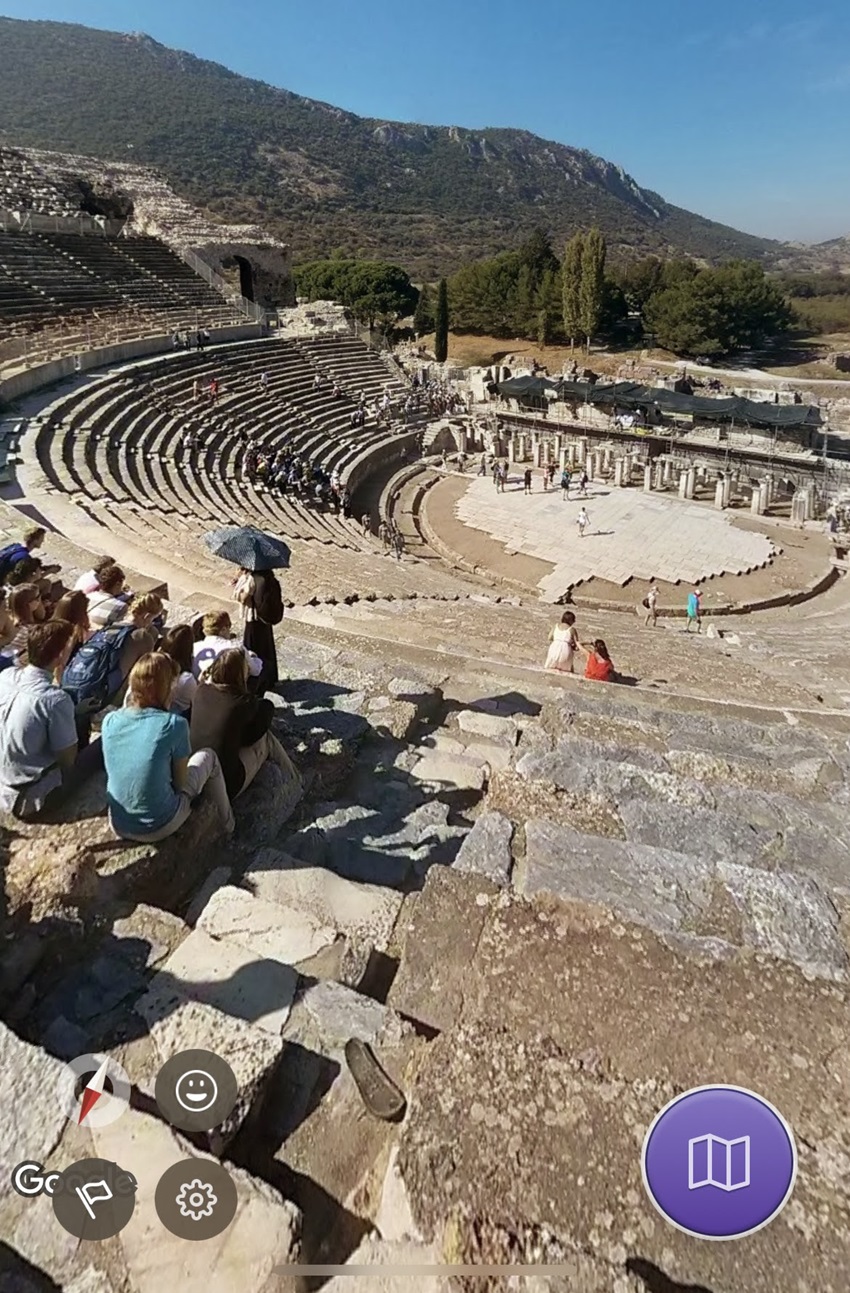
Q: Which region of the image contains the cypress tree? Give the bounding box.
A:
[413,283,434,337]
[562,233,584,350]
[434,278,449,363]
[578,227,607,351]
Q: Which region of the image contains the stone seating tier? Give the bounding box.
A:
[0,228,244,338]
[28,337,417,571]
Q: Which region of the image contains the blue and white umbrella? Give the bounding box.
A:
[203,525,291,571]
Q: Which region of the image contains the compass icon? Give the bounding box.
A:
[56,1054,131,1129]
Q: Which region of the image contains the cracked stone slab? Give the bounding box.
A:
[410,750,487,791]
[196,885,338,967]
[453,811,513,887]
[520,819,715,936]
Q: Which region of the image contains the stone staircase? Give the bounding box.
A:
[3,602,850,1289]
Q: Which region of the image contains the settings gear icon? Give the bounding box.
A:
[175,1177,217,1221]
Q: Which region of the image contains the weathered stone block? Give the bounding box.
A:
[452,811,513,886]
[137,928,297,1035]
[196,884,337,967]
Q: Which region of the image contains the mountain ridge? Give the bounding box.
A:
[0,16,832,277]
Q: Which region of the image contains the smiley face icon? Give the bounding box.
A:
[155,1050,238,1134]
[175,1070,218,1114]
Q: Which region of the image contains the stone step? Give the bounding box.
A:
[529,730,836,799]
[136,927,298,1036]
[195,884,338,967]
[516,818,848,982]
[242,849,404,950]
[283,799,468,888]
[91,1106,302,1293]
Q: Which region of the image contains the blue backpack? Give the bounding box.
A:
[0,542,28,583]
[61,625,135,710]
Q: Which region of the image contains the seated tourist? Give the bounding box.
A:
[0,526,59,585]
[86,564,130,629]
[580,639,617,683]
[61,592,165,744]
[0,620,78,819]
[73,554,116,596]
[101,652,234,842]
[1,585,44,666]
[158,624,198,716]
[52,590,93,655]
[192,611,262,680]
[190,649,301,804]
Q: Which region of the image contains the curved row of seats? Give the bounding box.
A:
[32,336,422,577]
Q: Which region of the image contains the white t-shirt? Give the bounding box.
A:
[171,671,198,714]
[192,636,262,680]
[74,569,101,594]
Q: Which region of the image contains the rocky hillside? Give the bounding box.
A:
[0,16,796,277]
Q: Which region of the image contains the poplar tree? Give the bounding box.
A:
[562,232,584,349]
[578,226,607,351]
[434,278,449,363]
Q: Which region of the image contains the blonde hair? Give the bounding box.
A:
[129,592,163,620]
[202,610,231,637]
[127,652,178,710]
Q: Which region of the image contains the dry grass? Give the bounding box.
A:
[421,332,634,375]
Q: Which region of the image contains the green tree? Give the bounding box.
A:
[562,232,584,349]
[413,283,435,336]
[578,226,606,349]
[434,278,449,362]
[293,258,417,327]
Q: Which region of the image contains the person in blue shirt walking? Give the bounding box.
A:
[686,587,702,634]
[102,652,234,842]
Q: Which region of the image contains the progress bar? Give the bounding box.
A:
[274,1265,582,1277]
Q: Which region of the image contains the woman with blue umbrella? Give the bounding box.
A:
[203,527,289,697]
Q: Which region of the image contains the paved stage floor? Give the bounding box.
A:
[455,476,775,601]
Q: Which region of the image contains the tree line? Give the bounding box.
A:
[293,234,811,359]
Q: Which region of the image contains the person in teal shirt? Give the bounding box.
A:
[102,652,234,841]
[686,587,702,634]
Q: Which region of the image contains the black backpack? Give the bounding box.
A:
[61,625,135,709]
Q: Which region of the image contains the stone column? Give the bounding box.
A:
[560,446,568,471]
[678,470,689,500]
[579,438,589,466]
[508,437,517,464]
[613,458,625,487]
[684,467,696,499]
[722,474,733,507]
[758,481,770,514]
[603,447,613,473]
[567,442,578,468]
[662,459,673,488]
[644,464,653,492]
[714,479,726,509]
[751,486,765,515]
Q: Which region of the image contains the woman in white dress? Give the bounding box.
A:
[545,611,579,673]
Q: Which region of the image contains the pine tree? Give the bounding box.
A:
[578,227,607,351]
[434,278,449,363]
[562,233,584,350]
[413,283,434,337]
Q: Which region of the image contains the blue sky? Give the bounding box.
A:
[3,0,850,242]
